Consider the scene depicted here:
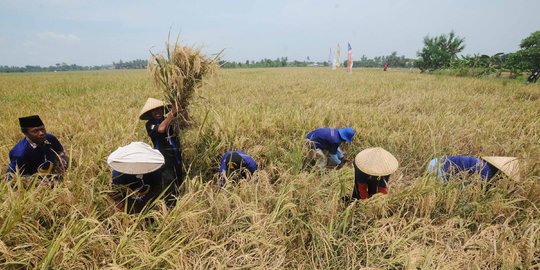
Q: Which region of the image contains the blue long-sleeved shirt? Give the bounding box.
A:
[7,134,64,176]
[305,128,343,155]
[441,156,496,181]
[146,119,182,166]
[219,151,257,174]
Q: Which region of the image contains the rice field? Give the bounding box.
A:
[0,68,539,269]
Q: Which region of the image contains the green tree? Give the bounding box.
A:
[416,31,465,72]
[507,31,540,71]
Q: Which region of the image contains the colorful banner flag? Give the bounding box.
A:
[335,43,341,69]
[347,43,353,74]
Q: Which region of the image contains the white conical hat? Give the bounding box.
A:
[139,98,166,120]
[107,142,164,174]
[354,147,399,176]
[481,156,519,181]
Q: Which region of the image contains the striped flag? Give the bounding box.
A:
[335,43,341,69]
[347,43,353,74]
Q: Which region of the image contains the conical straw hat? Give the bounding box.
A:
[354,147,399,176]
[107,142,164,174]
[139,98,166,120]
[481,156,519,181]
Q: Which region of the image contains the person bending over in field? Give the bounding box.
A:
[6,115,68,184]
[305,126,355,169]
[108,142,166,214]
[527,68,539,83]
[349,147,399,200]
[427,155,519,183]
[139,98,184,201]
[219,150,258,187]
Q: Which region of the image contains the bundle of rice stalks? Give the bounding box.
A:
[149,37,220,130]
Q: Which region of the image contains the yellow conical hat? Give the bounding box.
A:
[138,98,166,120]
[354,147,399,176]
[481,156,520,181]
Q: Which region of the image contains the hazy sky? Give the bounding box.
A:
[1,0,539,66]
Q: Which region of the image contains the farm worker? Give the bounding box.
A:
[351,147,399,200]
[219,150,257,187]
[305,126,355,168]
[427,156,519,182]
[139,98,184,196]
[527,68,539,83]
[383,63,389,71]
[6,115,68,182]
[108,142,166,213]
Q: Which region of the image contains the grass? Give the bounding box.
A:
[0,68,539,269]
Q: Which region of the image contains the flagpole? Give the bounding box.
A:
[347,42,353,75]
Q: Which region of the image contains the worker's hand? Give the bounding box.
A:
[132,184,150,200]
[171,104,179,116]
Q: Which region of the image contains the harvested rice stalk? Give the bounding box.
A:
[149,37,219,130]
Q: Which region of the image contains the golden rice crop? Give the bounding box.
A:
[148,37,219,130]
[0,68,538,269]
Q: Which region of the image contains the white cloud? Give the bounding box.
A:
[37,31,80,43]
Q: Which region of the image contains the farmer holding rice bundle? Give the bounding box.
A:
[6,115,68,182]
[219,150,257,187]
[305,126,355,169]
[427,155,519,182]
[351,147,399,200]
[139,98,185,197]
[148,38,219,130]
[143,37,219,190]
[108,142,166,213]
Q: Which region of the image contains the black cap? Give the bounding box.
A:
[19,115,44,129]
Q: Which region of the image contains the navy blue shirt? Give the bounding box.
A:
[442,156,496,181]
[146,119,181,166]
[219,151,258,175]
[112,170,162,190]
[305,128,343,154]
[7,134,64,176]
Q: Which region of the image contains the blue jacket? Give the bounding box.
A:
[442,156,496,181]
[305,128,343,155]
[7,134,64,176]
[219,151,257,175]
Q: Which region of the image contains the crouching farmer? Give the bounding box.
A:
[219,150,257,187]
[7,115,68,184]
[427,156,519,182]
[305,126,355,169]
[351,147,399,200]
[107,142,167,214]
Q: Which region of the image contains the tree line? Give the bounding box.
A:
[2,31,538,81]
[0,59,147,73]
[415,30,540,80]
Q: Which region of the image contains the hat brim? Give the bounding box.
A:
[338,129,353,142]
[481,156,519,181]
[354,147,399,176]
[109,161,163,175]
[139,105,170,120]
[138,98,170,120]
